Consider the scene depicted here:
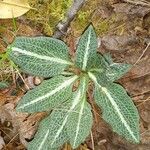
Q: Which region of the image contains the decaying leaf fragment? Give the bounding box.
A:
[0,0,32,19]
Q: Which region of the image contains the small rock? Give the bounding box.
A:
[113,3,150,17]
[101,35,138,51]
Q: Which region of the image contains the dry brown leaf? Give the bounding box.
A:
[0,134,5,150]
[101,35,138,51]
[113,3,150,17]
[0,0,32,19]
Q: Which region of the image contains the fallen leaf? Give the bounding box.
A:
[101,35,139,51]
[0,135,5,150]
[0,0,32,19]
[113,3,150,17]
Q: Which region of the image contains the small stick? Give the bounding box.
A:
[133,42,150,66]
[53,0,86,39]
[90,131,95,150]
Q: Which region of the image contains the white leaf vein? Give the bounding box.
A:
[82,30,91,70]
[88,72,138,142]
[12,47,72,65]
[38,129,49,150]
[17,75,78,110]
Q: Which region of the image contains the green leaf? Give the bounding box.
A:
[88,53,107,74]
[28,110,68,150]
[106,63,131,81]
[66,100,93,149]
[28,76,91,150]
[0,81,9,89]
[47,76,90,149]
[66,76,93,149]
[88,72,139,143]
[16,75,78,113]
[9,37,73,77]
[75,25,97,71]
[103,53,131,81]
[91,53,131,81]
[103,53,113,64]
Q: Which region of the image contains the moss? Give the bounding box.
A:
[26,0,114,36]
[26,0,121,37]
[70,0,115,36]
[95,19,110,35]
[95,14,117,35]
[26,0,73,35]
[71,0,98,36]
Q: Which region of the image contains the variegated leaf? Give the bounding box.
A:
[88,53,107,74]
[65,76,93,148]
[106,63,131,81]
[16,75,78,113]
[91,53,131,81]
[9,37,73,77]
[75,25,97,71]
[102,53,131,81]
[66,100,93,148]
[48,76,90,148]
[104,53,131,81]
[88,72,139,143]
[28,76,90,150]
[28,110,68,150]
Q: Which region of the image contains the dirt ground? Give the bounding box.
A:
[0,0,150,150]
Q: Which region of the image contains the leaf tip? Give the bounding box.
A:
[132,133,140,144]
[87,24,95,32]
[16,104,24,112]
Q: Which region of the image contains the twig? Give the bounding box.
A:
[137,97,150,107]
[90,131,95,150]
[123,0,150,7]
[53,0,86,39]
[15,68,30,90]
[133,42,150,66]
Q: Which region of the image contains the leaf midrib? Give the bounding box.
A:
[12,47,73,65]
[15,41,66,59]
[17,75,78,110]
[82,29,91,70]
[88,72,138,142]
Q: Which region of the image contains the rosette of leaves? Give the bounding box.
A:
[9,25,140,150]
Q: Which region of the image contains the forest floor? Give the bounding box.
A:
[0,0,150,150]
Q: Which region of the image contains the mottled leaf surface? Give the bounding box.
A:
[16,75,78,113]
[89,72,139,143]
[28,76,91,150]
[88,53,107,74]
[11,24,140,149]
[106,63,131,81]
[65,76,92,148]
[9,37,72,77]
[66,100,93,148]
[103,53,131,81]
[75,25,97,71]
[92,53,131,81]
[28,110,68,150]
